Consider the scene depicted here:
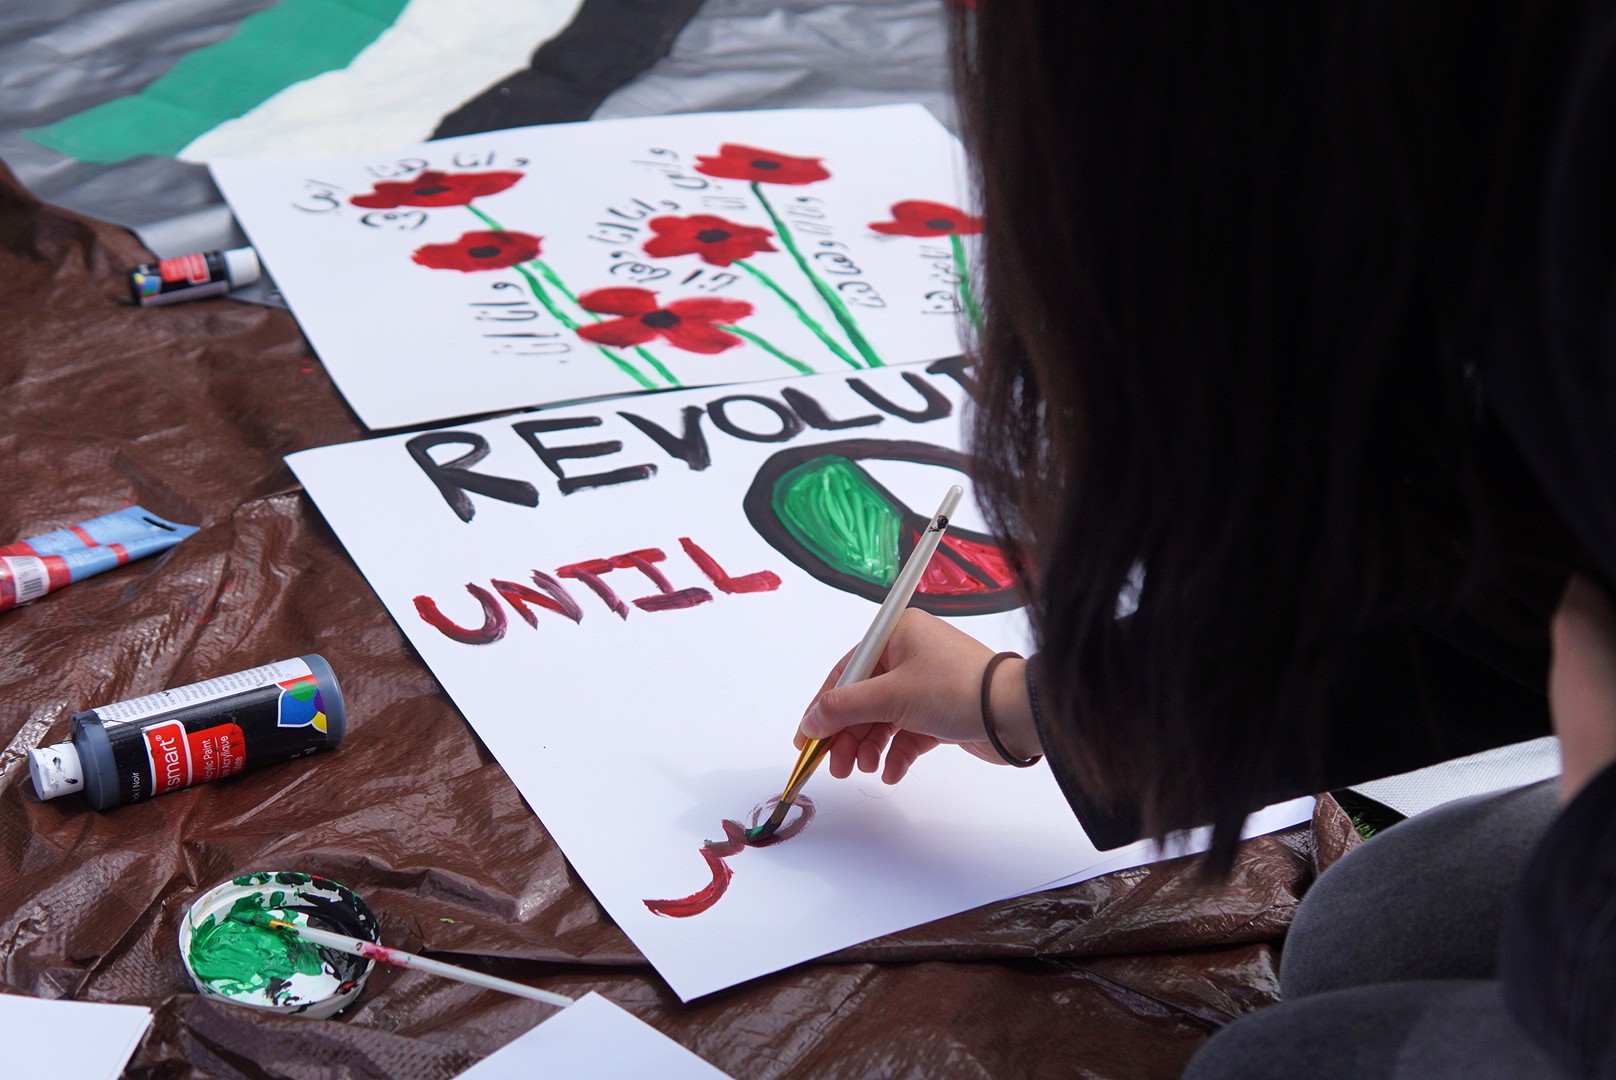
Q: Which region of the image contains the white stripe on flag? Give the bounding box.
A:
[179,0,584,162]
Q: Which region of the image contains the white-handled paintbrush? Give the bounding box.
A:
[747,484,964,842]
[251,915,574,1007]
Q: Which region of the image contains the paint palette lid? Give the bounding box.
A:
[179,871,381,1019]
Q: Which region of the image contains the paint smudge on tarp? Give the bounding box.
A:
[644,796,815,918]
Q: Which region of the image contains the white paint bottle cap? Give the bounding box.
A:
[28,741,84,800]
[223,247,261,288]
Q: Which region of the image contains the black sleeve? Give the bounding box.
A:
[1038,600,1556,851]
[1500,761,1616,1079]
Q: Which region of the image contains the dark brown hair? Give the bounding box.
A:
[953,3,1577,865]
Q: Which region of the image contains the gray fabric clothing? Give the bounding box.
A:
[1187,780,1563,1078]
[1184,981,1558,1080]
[1282,779,1562,996]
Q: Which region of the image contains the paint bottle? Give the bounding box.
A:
[27,656,345,810]
[128,247,261,307]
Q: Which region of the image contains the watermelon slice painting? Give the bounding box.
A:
[742,439,1023,616]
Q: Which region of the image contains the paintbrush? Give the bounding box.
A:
[249,914,574,1007]
[747,485,965,843]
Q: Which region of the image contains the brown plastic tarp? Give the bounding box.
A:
[0,163,1358,1079]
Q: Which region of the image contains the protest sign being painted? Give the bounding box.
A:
[287,364,1309,1000]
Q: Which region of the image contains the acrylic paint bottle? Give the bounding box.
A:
[128,247,261,306]
[27,656,344,810]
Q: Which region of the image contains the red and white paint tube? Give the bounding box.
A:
[128,248,261,307]
[0,506,199,613]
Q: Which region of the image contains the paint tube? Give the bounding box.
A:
[27,656,345,810]
[0,505,199,613]
[128,247,261,307]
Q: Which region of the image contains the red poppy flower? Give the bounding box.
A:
[693,144,830,186]
[575,287,754,354]
[412,230,542,272]
[351,170,524,208]
[869,200,983,237]
[642,214,777,266]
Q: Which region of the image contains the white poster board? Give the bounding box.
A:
[455,994,730,1080]
[215,105,975,429]
[0,994,152,1080]
[288,365,1310,999]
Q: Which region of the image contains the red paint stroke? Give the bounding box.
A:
[352,940,404,964]
[939,533,1017,588]
[680,537,782,594]
[560,548,713,615]
[493,571,584,626]
[622,553,712,612]
[556,563,629,619]
[644,797,815,918]
[414,584,507,644]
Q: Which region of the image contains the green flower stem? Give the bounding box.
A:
[465,203,502,232]
[512,263,658,390]
[736,261,861,369]
[950,233,982,328]
[468,203,676,389]
[630,345,680,386]
[751,181,885,368]
[719,324,814,375]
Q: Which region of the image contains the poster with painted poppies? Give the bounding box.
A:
[285,364,1313,1000]
[211,104,981,430]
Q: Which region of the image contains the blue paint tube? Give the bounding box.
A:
[27,657,346,810]
[0,506,198,613]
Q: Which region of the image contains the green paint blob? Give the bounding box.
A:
[187,892,325,1002]
[773,456,902,586]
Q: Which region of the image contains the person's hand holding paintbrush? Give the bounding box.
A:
[750,486,1044,842]
[796,610,1043,784]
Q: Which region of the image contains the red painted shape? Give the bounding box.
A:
[556,564,628,619]
[915,532,993,595]
[938,533,1017,587]
[903,528,1020,596]
[643,838,738,918]
[643,798,815,918]
[414,584,508,644]
[493,572,583,626]
[680,537,782,594]
[622,552,712,612]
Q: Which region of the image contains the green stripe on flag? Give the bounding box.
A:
[28,0,411,163]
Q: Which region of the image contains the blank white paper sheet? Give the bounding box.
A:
[0,993,152,1080]
[455,993,730,1080]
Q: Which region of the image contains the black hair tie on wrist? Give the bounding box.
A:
[980,651,1042,767]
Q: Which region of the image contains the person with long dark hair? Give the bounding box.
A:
[796,3,1616,1076]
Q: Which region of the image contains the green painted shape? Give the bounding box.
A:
[773,456,902,586]
[28,0,410,163]
[188,892,324,1002]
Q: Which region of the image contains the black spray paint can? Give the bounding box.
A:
[27,656,345,810]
